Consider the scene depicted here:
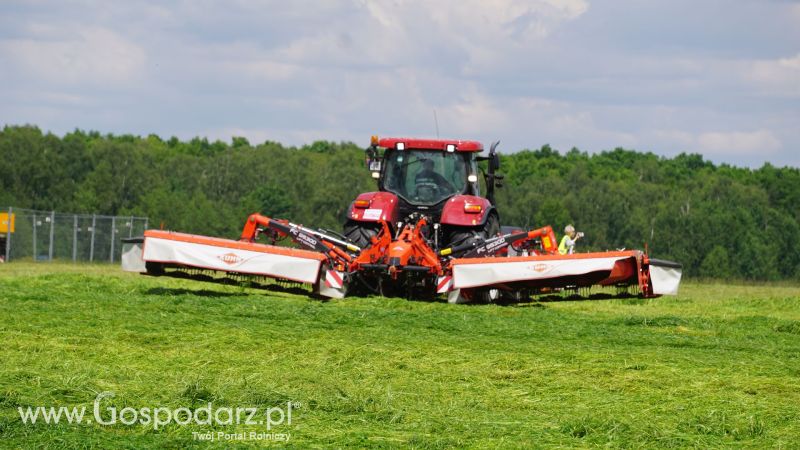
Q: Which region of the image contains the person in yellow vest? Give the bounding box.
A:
[558,224,583,255]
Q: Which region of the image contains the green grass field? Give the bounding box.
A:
[1,263,799,448]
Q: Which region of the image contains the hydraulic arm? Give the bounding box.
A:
[439,226,558,258]
[240,213,359,270]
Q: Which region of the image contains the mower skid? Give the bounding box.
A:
[317,267,347,299]
[648,258,682,295]
[141,230,327,284]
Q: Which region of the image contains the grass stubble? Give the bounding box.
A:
[1,263,799,448]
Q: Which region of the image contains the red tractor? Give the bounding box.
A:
[344,136,502,251]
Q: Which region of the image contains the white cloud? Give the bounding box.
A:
[0,26,146,86]
[697,129,782,155]
[747,53,800,96]
[237,60,299,81]
[652,128,783,157]
[1,0,798,168]
[271,0,588,70]
[651,129,694,148]
[779,54,800,71]
[379,0,589,42]
[439,88,512,134]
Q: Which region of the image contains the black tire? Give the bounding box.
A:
[343,220,380,249]
[483,213,500,239]
[443,213,500,248]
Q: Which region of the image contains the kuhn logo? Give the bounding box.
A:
[218,253,243,265]
[532,263,549,272]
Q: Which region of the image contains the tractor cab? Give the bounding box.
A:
[365,136,499,205]
[382,146,476,206]
[344,136,503,249]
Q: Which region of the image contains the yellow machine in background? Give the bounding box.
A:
[0,211,13,262]
[0,212,15,234]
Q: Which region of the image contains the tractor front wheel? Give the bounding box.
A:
[443,213,500,249]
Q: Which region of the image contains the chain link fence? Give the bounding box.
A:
[1,207,148,263]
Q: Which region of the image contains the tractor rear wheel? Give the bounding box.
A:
[343,220,380,249]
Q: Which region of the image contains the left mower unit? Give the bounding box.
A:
[124,214,353,299]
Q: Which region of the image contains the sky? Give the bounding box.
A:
[0,0,798,168]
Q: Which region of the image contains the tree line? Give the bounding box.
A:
[1,125,798,280]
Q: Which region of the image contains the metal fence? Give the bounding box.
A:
[1,207,148,263]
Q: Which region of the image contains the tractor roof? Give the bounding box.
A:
[377,137,483,153]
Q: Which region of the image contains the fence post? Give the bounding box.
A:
[4,207,11,262]
[110,216,116,263]
[32,213,37,262]
[89,214,96,262]
[129,215,134,238]
[48,211,55,262]
[72,215,78,262]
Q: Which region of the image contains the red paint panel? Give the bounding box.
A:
[377,137,483,152]
[599,257,638,285]
[440,195,492,227]
[348,191,399,223]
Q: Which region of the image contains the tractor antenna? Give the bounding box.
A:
[433,109,440,138]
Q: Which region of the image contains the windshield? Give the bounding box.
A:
[383,150,468,205]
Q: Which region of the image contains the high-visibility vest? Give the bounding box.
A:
[558,235,571,255]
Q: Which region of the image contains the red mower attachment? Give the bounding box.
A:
[125,212,681,302]
[122,135,681,302]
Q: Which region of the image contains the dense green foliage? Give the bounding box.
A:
[1,125,798,280]
[2,263,800,448]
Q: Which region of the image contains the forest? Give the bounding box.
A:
[1,125,798,280]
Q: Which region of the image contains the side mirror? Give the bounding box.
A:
[483,140,502,205]
[365,144,382,178]
[365,145,376,167]
[488,140,501,172]
[490,152,500,172]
